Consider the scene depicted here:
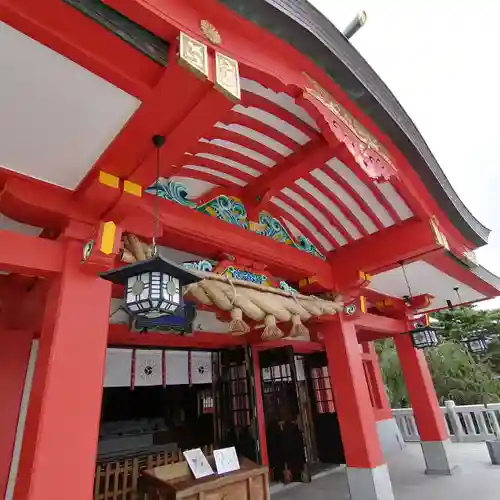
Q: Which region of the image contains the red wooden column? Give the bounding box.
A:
[14,241,112,500]
[251,346,269,466]
[0,329,34,498]
[322,317,395,500]
[394,334,454,474]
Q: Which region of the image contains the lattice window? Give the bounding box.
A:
[310,366,335,414]
[229,364,251,427]
[198,388,214,415]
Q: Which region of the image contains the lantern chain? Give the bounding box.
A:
[399,260,413,302]
[152,135,166,256]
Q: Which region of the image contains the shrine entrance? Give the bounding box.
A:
[259,347,345,484]
[212,347,259,463]
[259,347,311,483]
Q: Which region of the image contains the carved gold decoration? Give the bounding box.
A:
[200,20,221,45]
[302,72,395,169]
[178,32,208,78]
[215,52,241,101]
[429,216,450,250]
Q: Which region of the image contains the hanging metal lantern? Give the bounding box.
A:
[462,332,489,355]
[408,326,441,349]
[100,253,201,319]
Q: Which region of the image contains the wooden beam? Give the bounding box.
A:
[0,230,63,276]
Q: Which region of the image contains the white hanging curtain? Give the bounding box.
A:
[103,348,133,387]
[165,350,189,385]
[134,349,163,386]
[190,352,213,385]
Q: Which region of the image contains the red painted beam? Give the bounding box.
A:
[328,219,442,290]
[0,0,161,99]
[108,324,244,348]
[0,230,63,276]
[354,313,406,335]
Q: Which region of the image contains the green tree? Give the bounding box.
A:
[377,338,500,408]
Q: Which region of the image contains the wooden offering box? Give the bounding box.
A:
[138,457,269,500]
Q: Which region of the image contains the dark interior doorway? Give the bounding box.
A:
[303,351,345,467]
[259,346,311,483]
[99,383,214,460]
[212,347,259,463]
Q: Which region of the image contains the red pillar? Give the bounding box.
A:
[394,334,453,474]
[0,329,34,498]
[14,241,112,500]
[251,346,268,466]
[323,317,394,500]
[394,334,447,441]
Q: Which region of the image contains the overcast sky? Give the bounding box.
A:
[309,0,500,309]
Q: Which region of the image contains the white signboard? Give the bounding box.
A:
[191,351,213,384]
[213,447,240,475]
[183,448,214,479]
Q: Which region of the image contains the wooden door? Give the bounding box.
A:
[212,348,259,463]
[259,347,311,483]
[304,352,345,464]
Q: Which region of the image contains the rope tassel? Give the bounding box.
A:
[229,307,250,336]
[288,314,309,338]
[261,315,284,340]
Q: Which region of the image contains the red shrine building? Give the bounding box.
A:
[1,1,499,500]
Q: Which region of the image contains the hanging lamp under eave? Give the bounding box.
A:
[407,326,441,349]
[100,252,202,319]
[462,331,489,354]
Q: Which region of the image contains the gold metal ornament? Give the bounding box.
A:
[200,20,222,45]
[215,52,241,101]
[178,32,209,78]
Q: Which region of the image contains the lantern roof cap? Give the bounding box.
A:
[100,252,202,285]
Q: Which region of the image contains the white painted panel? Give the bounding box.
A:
[240,78,319,131]
[281,187,348,246]
[0,214,42,236]
[215,122,293,156]
[369,261,485,312]
[165,350,189,385]
[311,168,378,234]
[134,349,163,387]
[190,352,213,385]
[270,196,333,251]
[199,138,275,166]
[194,310,230,334]
[376,182,413,220]
[5,340,38,500]
[169,176,216,198]
[104,348,132,387]
[182,165,247,186]
[296,178,363,239]
[232,105,311,145]
[194,153,260,177]
[109,298,130,325]
[0,23,140,189]
[295,356,306,382]
[326,158,394,227]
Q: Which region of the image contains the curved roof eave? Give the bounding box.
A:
[220,0,490,247]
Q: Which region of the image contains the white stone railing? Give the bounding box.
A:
[393,401,500,443]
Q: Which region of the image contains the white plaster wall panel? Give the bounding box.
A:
[326,158,394,227]
[281,187,348,246]
[182,165,247,186]
[193,153,261,177]
[199,138,275,167]
[311,168,378,234]
[368,261,485,311]
[190,351,213,384]
[232,105,311,144]
[193,310,230,334]
[239,78,319,131]
[270,196,333,251]
[134,349,163,387]
[295,178,363,239]
[104,348,132,387]
[0,23,140,189]
[215,122,293,156]
[0,214,43,236]
[376,182,413,220]
[165,350,189,385]
[169,176,216,198]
